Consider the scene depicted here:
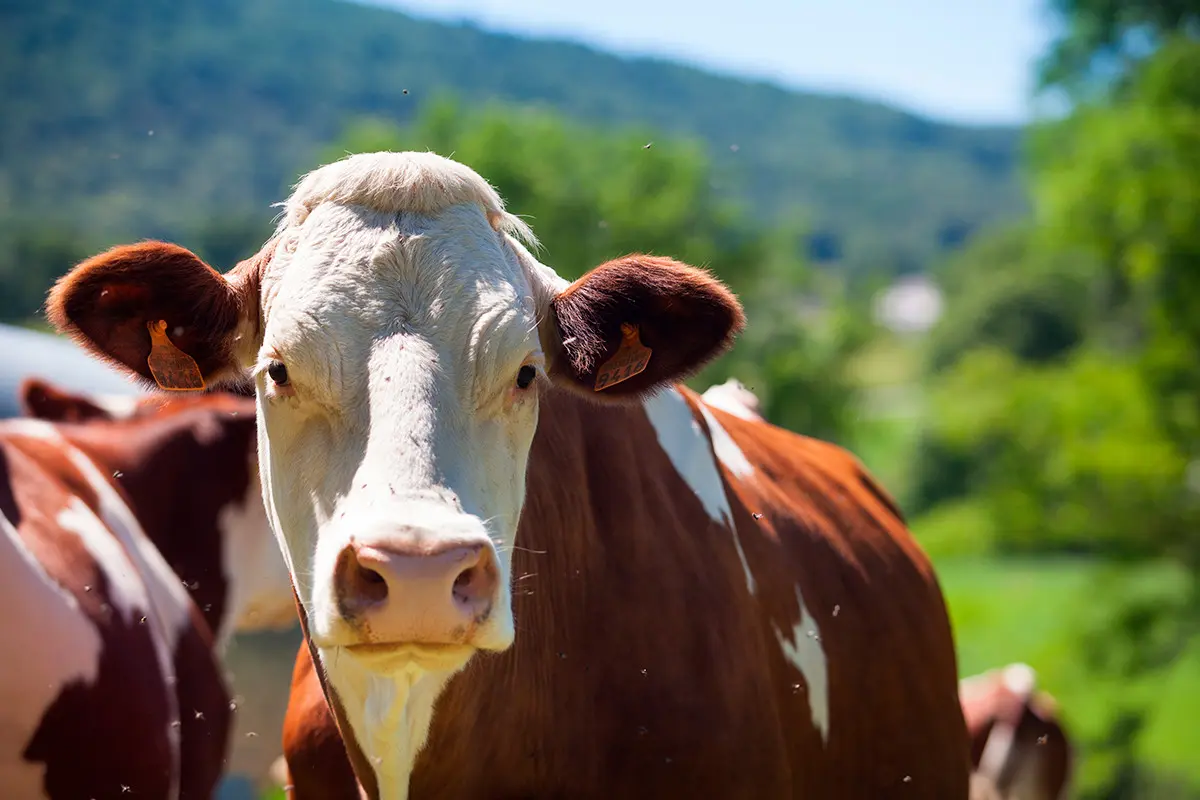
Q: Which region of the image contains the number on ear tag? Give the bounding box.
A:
[594,323,653,391]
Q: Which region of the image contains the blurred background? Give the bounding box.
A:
[2,0,1198,797]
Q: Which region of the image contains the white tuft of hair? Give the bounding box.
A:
[279,151,538,248]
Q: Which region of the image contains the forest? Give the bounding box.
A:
[3,0,1199,796]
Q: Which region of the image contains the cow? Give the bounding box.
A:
[961,663,1072,800]
[700,376,764,421]
[47,150,971,798]
[0,379,295,799]
[16,378,296,645]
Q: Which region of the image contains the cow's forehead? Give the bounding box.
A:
[264,202,533,336]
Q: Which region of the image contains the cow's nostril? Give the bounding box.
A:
[452,565,480,600]
[356,563,388,602]
[336,545,390,614]
[450,548,499,617]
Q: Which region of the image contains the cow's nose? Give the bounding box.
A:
[333,534,500,645]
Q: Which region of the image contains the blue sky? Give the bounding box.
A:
[375,0,1057,126]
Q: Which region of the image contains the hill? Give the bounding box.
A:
[0,0,1027,275]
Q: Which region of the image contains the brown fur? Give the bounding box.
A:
[549,255,745,400]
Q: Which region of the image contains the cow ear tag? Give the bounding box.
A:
[594,323,653,391]
[146,320,206,391]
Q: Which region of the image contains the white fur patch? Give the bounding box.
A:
[0,512,103,799]
[322,648,455,800]
[88,393,141,420]
[696,403,755,479]
[642,389,756,594]
[217,448,294,645]
[700,378,763,422]
[1002,662,1037,698]
[774,585,829,744]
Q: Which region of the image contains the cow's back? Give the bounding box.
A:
[0,421,231,799]
[692,391,970,796]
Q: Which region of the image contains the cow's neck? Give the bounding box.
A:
[323,650,456,800]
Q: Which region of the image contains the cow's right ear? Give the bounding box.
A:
[46,241,265,390]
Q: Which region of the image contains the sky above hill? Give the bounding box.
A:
[375,0,1055,126]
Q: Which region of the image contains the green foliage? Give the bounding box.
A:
[925,225,1099,371]
[1039,0,1200,97]
[926,348,1193,558]
[0,0,1027,304]
[911,16,1200,795]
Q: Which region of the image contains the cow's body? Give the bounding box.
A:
[961,664,1072,800]
[279,384,968,798]
[0,382,294,799]
[49,150,970,798]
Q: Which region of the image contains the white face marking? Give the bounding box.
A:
[642,388,756,594]
[217,446,295,645]
[247,153,568,795]
[0,510,102,799]
[2,420,194,795]
[774,585,829,744]
[257,202,541,644]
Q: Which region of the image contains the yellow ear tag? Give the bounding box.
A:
[146,320,206,391]
[593,323,653,391]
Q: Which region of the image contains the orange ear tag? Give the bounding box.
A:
[146,320,206,391]
[593,323,653,391]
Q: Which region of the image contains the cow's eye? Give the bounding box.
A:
[267,360,290,386]
[515,365,537,390]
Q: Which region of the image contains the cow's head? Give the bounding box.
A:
[48,150,742,769]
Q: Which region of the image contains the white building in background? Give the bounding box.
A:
[873,274,944,334]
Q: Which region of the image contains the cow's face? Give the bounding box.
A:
[48,152,744,681]
[251,197,551,662]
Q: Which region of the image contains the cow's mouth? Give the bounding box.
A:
[343,641,477,672]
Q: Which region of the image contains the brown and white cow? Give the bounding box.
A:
[48,151,971,798]
[961,663,1073,800]
[17,378,296,645]
[0,380,295,798]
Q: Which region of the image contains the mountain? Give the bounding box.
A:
[0,0,1028,273]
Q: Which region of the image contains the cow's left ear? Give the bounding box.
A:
[543,254,745,400]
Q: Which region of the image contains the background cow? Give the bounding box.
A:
[17,379,296,645]
[1,413,231,798]
[961,663,1073,800]
[2,379,297,798]
[48,151,971,798]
